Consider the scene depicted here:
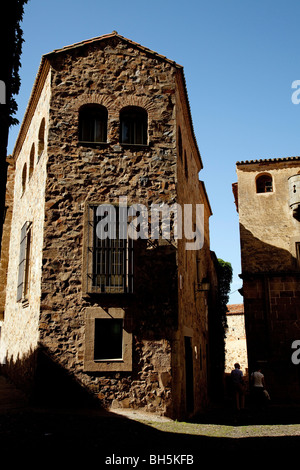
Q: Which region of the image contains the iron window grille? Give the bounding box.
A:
[86,205,134,294]
[17,221,32,303]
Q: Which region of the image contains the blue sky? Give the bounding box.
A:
[7,0,300,303]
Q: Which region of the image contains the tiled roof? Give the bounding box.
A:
[226,304,244,315]
[236,156,300,165]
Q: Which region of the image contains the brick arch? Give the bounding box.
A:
[113,95,159,119]
[71,94,115,113]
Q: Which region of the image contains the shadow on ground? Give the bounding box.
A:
[0,374,299,464]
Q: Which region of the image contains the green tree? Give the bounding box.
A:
[0,0,28,254]
[217,258,233,332]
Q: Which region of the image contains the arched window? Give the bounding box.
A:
[38,118,45,158]
[29,144,35,179]
[256,173,273,193]
[120,106,147,145]
[79,104,108,143]
[22,163,27,195]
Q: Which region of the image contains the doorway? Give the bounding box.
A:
[184,336,194,413]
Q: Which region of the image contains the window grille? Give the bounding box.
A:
[87,205,134,293]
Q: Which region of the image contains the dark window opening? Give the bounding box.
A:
[88,205,134,294]
[38,118,45,158]
[256,174,273,193]
[79,105,108,143]
[120,106,147,145]
[21,163,27,195]
[94,318,123,360]
[29,144,35,179]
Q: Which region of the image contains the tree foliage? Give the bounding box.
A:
[217,258,233,331]
[3,0,29,126]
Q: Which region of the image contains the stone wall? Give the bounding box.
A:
[1,70,51,389]
[237,159,300,272]
[172,71,218,416]
[38,38,179,415]
[225,304,248,374]
[0,156,15,320]
[3,35,217,417]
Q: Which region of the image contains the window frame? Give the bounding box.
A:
[84,307,132,372]
[78,104,108,144]
[83,203,134,295]
[29,143,35,179]
[256,173,273,194]
[120,106,148,146]
[21,163,27,196]
[17,221,32,305]
[38,118,45,160]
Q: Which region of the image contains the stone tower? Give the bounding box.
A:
[234,156,300,402]
[0,32,219,418]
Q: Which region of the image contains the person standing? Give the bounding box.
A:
[251,366,266,408]
[231,363,246,410]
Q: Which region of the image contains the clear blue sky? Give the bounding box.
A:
[7,0,300,303]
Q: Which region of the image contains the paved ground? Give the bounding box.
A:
[0,374,300,465]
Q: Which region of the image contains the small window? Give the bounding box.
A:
[17,222,32,303]
[21,163,27,195]
[94,319,123,360]
[38,118,45,158]
[256,174,273,193]
[29,144,35,179]
[79,105,108,143]
[84,307,132,372]
[120,106,147,145]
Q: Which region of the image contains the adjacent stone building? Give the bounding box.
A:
[234,157,300,402]
[0,32,221,419]
[225,304,248,375]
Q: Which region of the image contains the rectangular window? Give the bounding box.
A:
[17,222,32,303]
[94,318,123,360]
[84,307,132,372]
[85,205,134,294]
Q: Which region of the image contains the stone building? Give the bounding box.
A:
[233,156,300,402]
[0,32,221,419]
[225,304,248,375]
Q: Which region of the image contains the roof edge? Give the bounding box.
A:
[45,31,183,69]
[236,156,300,166]
[12,57,50,160]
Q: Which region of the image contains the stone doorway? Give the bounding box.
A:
[184,336,194,414]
